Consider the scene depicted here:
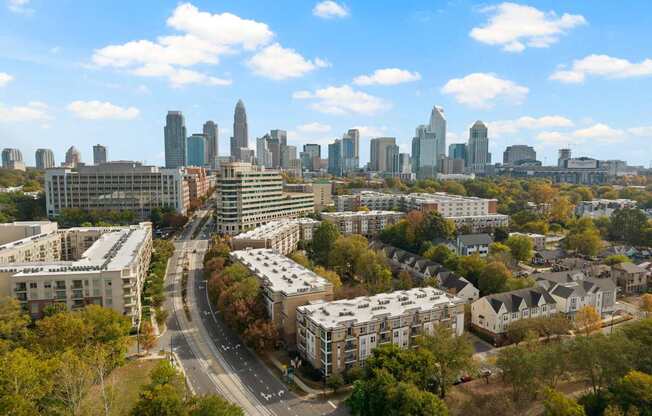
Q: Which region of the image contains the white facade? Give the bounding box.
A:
[231,219,319,255]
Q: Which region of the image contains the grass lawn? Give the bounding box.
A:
[80,358,162,416]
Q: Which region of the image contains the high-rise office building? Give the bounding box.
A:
[65,146,81,168]
[328,140,342,176]
[429,106,447,164]
[448,143,467,163]
[341,136,358,174]
[187,134,207,167]
[256,136,273,168]
[503,145,536,165]
[230,100,248,161]
[164,111,187,168]
[412,125,438,179]
[93,144,107,165]
[35,149,55,169]
[203,121,219,168]
[369,137,396,172]
[344,129,360,159]
[239,148,255,164]
[467,121,490,173]
[281,145,297,169]
[2,148,23,169]
[558,148,572,168]
[385,144,399,173]
[302,144,321,171]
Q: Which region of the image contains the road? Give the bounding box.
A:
[164,210,348,416]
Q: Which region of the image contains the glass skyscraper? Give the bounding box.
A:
[187,134,207,167]
[165,111,187,168]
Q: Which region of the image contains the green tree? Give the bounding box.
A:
[505,235,534,262]
[566,219,604,256]
[423,244,454,264]
[542,388,586,416]
[417,326,475,398]
[496,344,539,400]
[396,270,414,290]
[313,266,343,289]
[188,395,244,416]
[326,374,345,393]
[570,334,634,395]
[312,221,341,265]
[478,261,511,295]
[609,208,649,245]
[611,371,652,416]
[0,297,30,350]
[605,255,631,266]
[0,348,56,415]
[457,255,486,287]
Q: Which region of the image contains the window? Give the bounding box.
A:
[29,282,37,289]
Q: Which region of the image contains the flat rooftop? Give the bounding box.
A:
[0,224,151,276]
[299,287,463,330]
[322,210,404,218]
[233,219,318,241]
[231,248,330,296]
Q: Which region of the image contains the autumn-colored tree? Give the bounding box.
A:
[313,266,343,289]
[575,305,602,336]
[530,182,558,204]
[641,294,652,316]
[542,388,586,416]
[505,235,534,262]
[243,320,278,353]
[550,196,575,224]
[396,271,414,290]
[140,321,156,353]
[478,261,512,295]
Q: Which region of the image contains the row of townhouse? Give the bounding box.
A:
[230,219,319,255]
[370,241,479,302]
[471,269,618,344]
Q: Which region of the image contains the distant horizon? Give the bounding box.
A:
[2,1,651,168]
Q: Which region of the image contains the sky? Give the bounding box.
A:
[1,0,652,168]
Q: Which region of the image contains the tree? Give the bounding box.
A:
[570,334,634,395]
[313,266,342,290]
[478,261,511,295]
[417,326,475,398]
[423,244,454,264]
[505,235,534,262]
[566,219,604,256]
[131,383,185,416]
[242,320,278,352]
[53,348,95,416]
[575,305,602,336]
[0,348,56,415]
[542,389,586,416]
[611,371,652,416]
[140,321,157,353]
[312,221,341,266]
[496,344,539,400]
[458,393,517,416]
[550,196,575,224]
[608,208,649,245]
[288,251,311,268]
[457,255,486,287]
[326,374,344,393]
[605,255,631,266]
[187,395,244,416]
[396,271,414,290]
[494,227,509,242]
[641,294,652,316]
[530,182,558,204]
[0,297,30,350]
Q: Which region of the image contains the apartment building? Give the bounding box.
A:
[510,232,546,250]
[575,199,637,218]
[334,191,508,232]
[312,180,333,210]
[471,287,557,344]
[321,210,405,237]
[455,233,493,256]
[0,222,61,265]
[215,163,314,235]
[183,166,210,203]
[611,262,648,294]
[0,221,152,326]
[296,287,465,377]
[231,219,319,255]
[230,249,333,345]
[534,270,617,317]
[45,162,189,219]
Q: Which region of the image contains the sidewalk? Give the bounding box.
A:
[266,354,326,397]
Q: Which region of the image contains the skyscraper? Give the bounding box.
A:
[302,144,321,171]
[341,136,358,174]
[369,137,396,172]
[2,148,24,170]
[328,140,342,176]
[164,111,187,168]
[429,106,447,164]
[503,145,536,165]
[386,144,400,173]
[412,125,438,179]
[448,143,467,162]
[230,100,248,160]
[558,148,572,168]
[65,146,81,167]
[345,129,360,159]
[467,121,490,173]
[187,134,207,167]
[281,145,297,169]
[203,121,219,168]
[256,136,272,168]
[93,144,107,165]
[35,148,55,169]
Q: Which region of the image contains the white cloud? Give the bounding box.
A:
[8,0,33,14]
[293,85,389,115]
[132,63,231,87]
[297,122,332,134]
[441,73,528,109]
[353,68,421,86]
[550,54,652,84]
[67,100,140,120]
[92,3,272,86]
[487,115,573,136]
[0,72,13,87]
[447,132,466,143]
[0,101,51,123]
[628,126,652,137]
[313,1,349,19]
[538,123,627,145]
[247,43,329,80]
[470,2,586,53]
[351,125,388,137]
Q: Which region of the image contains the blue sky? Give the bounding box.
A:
[1,0,651,167]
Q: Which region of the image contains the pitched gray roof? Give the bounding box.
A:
[458,233,493,246]
[485,287,556,314]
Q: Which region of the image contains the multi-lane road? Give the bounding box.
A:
[163,210,348,416]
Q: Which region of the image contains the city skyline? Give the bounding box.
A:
[2,1,652,167]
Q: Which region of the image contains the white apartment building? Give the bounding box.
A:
[45,162,189,219]
[471,287,557,343]
[297,287,465,377]
[534,270,617,317]
[230,249,333,345]
[216,163,314,235]
[334,191,508,232]
[321,210,405,237]
[231,218,319,255]
[575,199,637,218]
[0,222,152,326]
